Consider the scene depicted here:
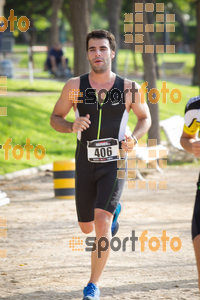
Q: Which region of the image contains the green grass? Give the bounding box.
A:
[0,94,76,175]
[7,78,65,92]
[157,80,199,118]
[126,78,199,141]
[17,47,74,71]
[0,74,199,174]
[127,78,199,119]
[117,51,195,75]
[14,44,195,77]
[117,50,143,73]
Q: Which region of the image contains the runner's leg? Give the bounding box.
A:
[193,235,200,290]
[79,221,95,234]
[88,208,113,285]
[192,182,200,291]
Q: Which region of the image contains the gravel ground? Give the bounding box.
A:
[0,167,199,300]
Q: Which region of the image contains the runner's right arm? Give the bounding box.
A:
[50,77,91,133]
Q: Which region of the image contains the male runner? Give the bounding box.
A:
[180,95,200,291]
[50,30,151,300]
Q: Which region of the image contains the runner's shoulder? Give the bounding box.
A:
[63,76,80,92]
[60,77,80,102]
[124,77,140,90]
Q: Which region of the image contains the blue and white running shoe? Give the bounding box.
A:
[83,283,100,300]
[111,201,123,237]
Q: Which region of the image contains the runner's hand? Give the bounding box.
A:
[192,141,200,157]
[121,135,136,153]
[72,114,91,132]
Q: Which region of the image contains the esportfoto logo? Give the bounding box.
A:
[0,9,30,32]
[69,81,182,106]
[69,230,182,258]
[0,138,46,160]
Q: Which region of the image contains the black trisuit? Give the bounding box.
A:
[183,95,200,239]
[75,73,129,222]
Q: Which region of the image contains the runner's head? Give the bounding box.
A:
[86,30,116,52]
[86,30,116,74]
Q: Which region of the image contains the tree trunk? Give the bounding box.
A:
[146,0,159,79]
[26,15,35,67]
[88,0,96,15]
[69,0,90,76]
[107,0,123,73]
[196,0,200,90]
[141,0,160,143]
[173,3,190,46]
[48,0,64,48]
[192,52,198,86]
[132,1,138,73]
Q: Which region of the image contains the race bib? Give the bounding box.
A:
[87,138,119,163]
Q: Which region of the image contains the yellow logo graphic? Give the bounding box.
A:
[0,9,30,32]
[0,219,7,258]
[117,139,167,189]
[1,138,46,160]
[69,89,83,103]
[124,3,175,53]
[69,237,84,251]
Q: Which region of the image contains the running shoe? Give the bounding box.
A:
[83,283,100,300]
[111,201,123,237]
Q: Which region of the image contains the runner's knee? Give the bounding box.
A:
[79,222,94,234]
[95,212,112,235]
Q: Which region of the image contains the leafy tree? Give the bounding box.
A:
[196,0,200,90]
[132,0,160,142]
[4,0,50,45]
[48,0,64,48]
[68,0,91,76]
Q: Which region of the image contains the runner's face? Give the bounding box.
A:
[87,38,115,74]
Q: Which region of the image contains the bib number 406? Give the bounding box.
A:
[94,147,112,158]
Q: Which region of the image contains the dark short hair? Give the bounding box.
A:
[86,30,116,52]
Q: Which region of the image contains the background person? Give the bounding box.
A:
[45,43,70,77]
[180,95,200,291]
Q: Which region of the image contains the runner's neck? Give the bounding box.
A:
[88,71,116,93]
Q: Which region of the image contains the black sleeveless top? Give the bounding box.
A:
[76,73,129,146]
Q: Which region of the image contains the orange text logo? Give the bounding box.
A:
[0,9,30,32]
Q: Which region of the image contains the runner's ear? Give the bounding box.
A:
[111,51,115,60]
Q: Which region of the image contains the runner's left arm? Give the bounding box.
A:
[121,80,151,152]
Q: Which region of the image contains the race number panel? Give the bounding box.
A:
[87,138,119,163]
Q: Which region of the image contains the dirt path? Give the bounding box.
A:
[0,167,199,300]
